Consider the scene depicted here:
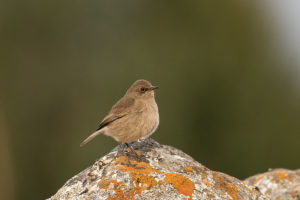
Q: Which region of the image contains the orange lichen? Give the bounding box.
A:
[100,157,197,199]
[185,166,194,173]
[164,173,195,200]
[274,171,288,183]
[253,175,265,184]
[291,190,299,198]
[115,156,162,176]
[213,172,239,200]
[265,188,272,195]
[101,156,163,199]
[202,180,211,187]
[135,150,141,156]
[99,179,128,200]
[192,165,206,175]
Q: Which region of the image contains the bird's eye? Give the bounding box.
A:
[140,87,146,92]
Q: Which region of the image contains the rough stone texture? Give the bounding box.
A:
[48,138,266,200]
[244,168,300,200]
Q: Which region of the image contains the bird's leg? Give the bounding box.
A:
[119,143,142,169]
[125,143,139,158]
[124,152,141,169]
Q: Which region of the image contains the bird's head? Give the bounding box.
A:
[126,79,159,98]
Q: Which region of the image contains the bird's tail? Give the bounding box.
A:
[80,129,104,147]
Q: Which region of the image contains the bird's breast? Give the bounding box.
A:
[105,98,159,143]
[141,100,159,137]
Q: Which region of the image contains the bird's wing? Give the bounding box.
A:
[95,115,125,131]
[96,97,136,131]
[80,97,141,147]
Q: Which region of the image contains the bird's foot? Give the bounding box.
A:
[125,143,140,159]
[120,143,142,169]
[119,152,143,169]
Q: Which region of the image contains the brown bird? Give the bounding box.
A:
[80,79,159,147]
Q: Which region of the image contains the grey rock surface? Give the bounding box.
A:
[245,168,300,200]
[48,138,266,200]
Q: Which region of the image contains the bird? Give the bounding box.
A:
[80,79,159,148]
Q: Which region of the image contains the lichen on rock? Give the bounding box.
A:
[245,168,300,200]
[48,138,267,200]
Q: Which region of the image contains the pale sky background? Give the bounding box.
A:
[261,0,300,74]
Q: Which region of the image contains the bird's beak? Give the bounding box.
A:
[150,86,159,90]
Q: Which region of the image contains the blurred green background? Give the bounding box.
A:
[1,1,300,199]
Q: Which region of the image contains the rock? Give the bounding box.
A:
[244,168,300,200]
[48,138,266,200]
